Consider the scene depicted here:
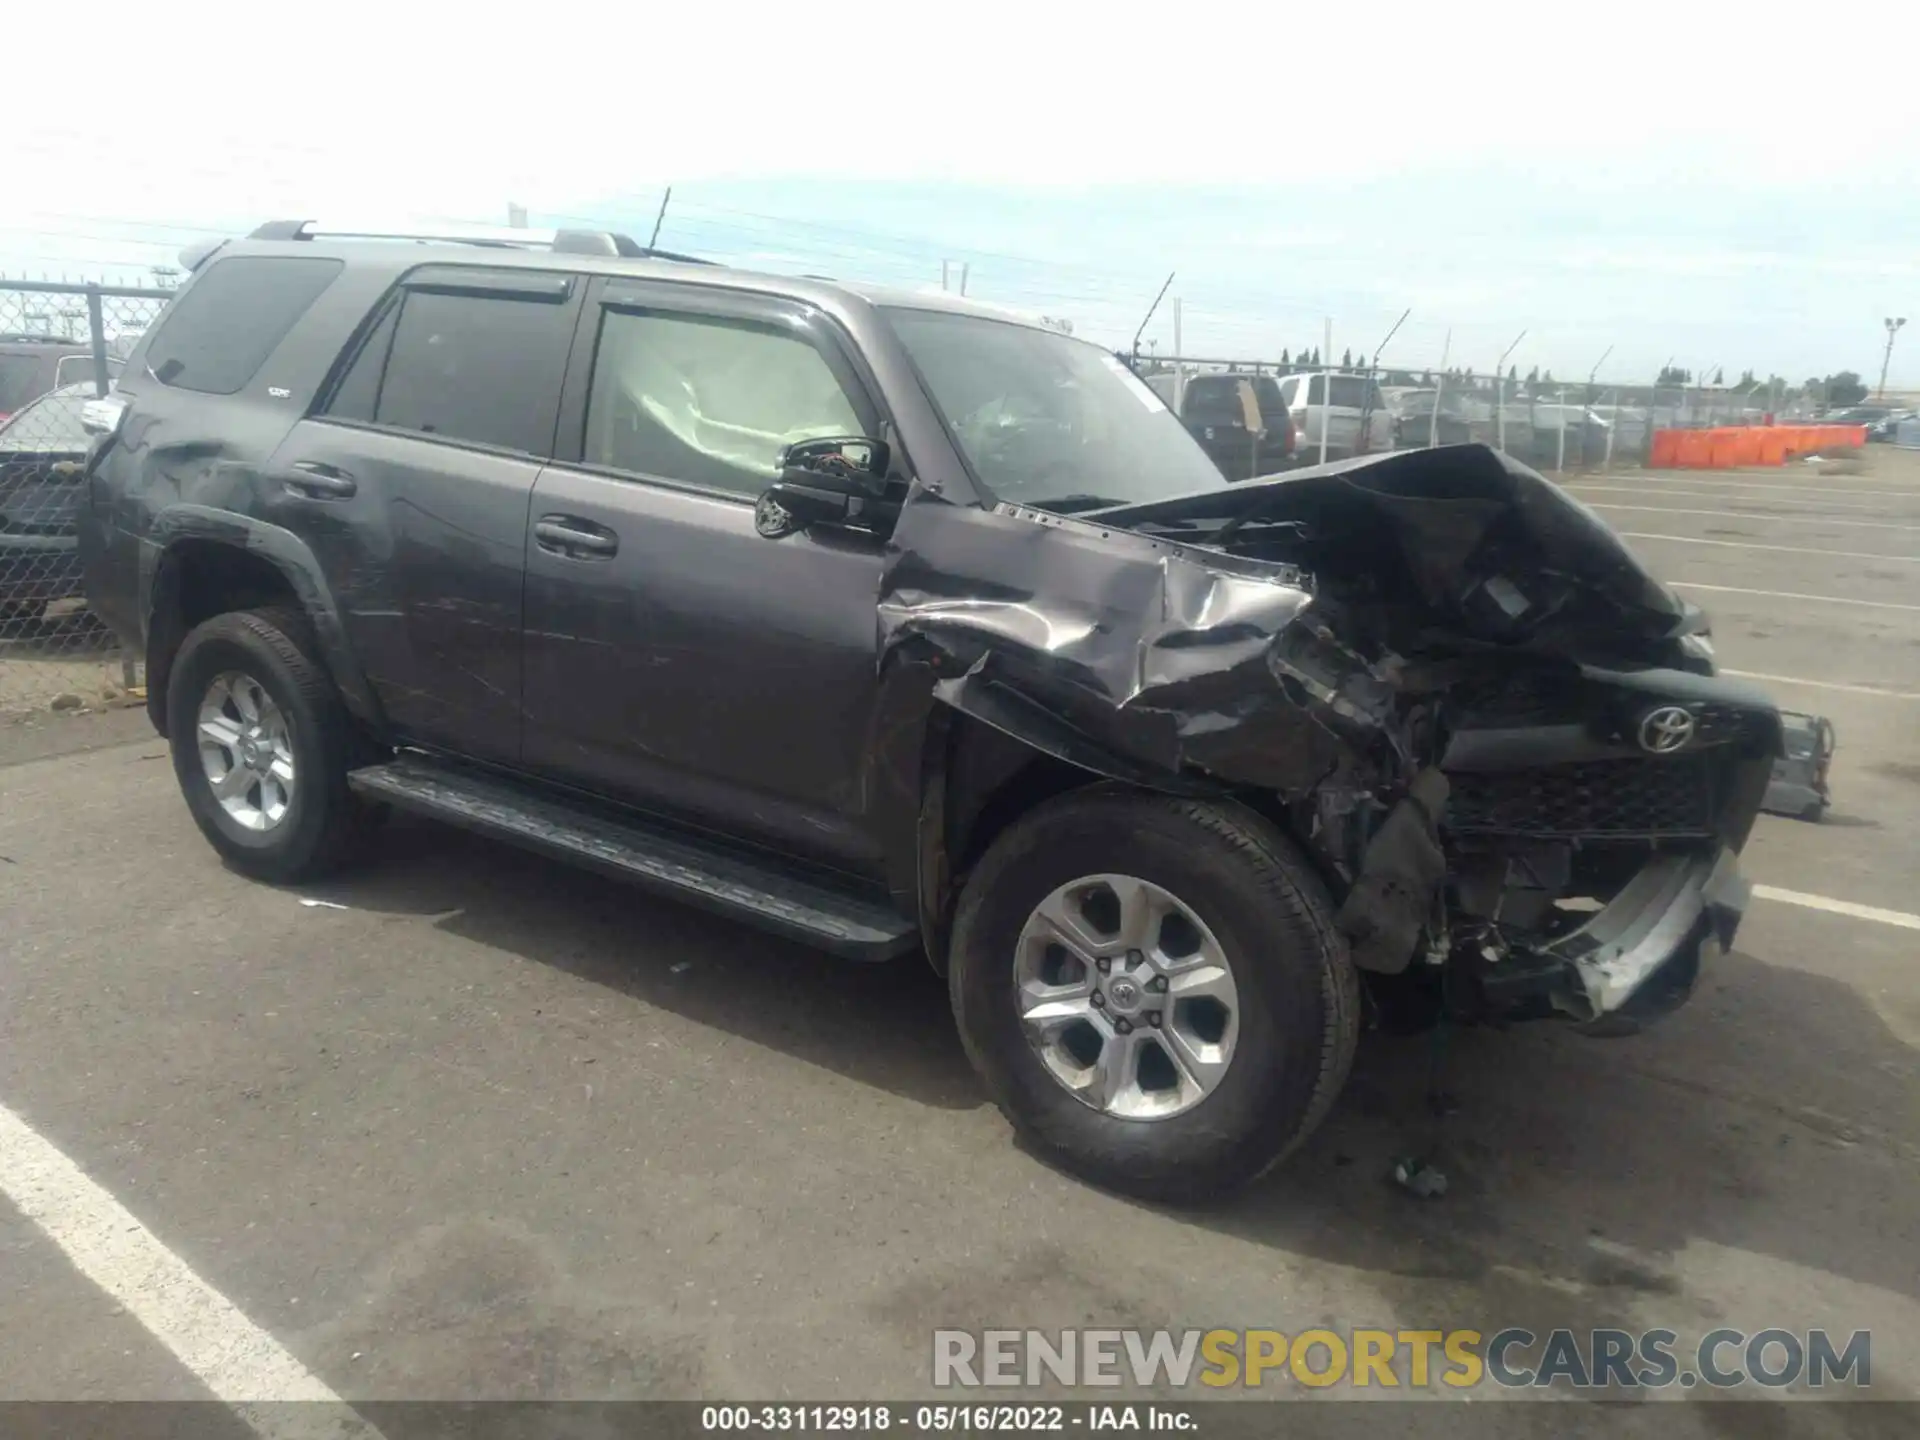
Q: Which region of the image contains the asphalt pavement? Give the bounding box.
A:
[3,448,1918,1434]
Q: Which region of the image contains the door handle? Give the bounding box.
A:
[534,516,619,559]
[280,461,357,499]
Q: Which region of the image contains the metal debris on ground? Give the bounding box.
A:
[1390,1155,1449,1198]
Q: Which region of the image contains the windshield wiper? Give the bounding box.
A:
[1026,494,1121,515]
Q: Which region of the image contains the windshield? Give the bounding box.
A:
[883,307,1229,509]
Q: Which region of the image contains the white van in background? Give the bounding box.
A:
[1277,372,1392,460]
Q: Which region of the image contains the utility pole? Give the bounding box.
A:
[645,187,673,250]
[1319,317,1333,465]
[1880,317,1907,400]
[1431,328,1451,449]
[1356,308,1409,454]
[1172,297,1185,411]
[1129,272,1175,372]
[1495,330,1526,454]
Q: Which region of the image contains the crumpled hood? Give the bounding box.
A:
[875,445,1716,804]
[1090,444,1689,642]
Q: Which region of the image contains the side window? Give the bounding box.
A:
[144,256,344,395]
[584,308,862,497]
[1277,377,1299,406]
[368,289,574,455]
[1306,374,1327,405]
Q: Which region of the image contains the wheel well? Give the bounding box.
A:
[923,712,1342,975]
[145,541,302,738]
[915,714,1112,976]
[950,744,1093,879]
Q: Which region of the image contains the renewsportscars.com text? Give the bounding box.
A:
[933,1327,1871,1391]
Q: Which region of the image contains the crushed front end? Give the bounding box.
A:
[1420,661,1771,1029]
[1093,444,1782,1033]
[882,443,1780,1035]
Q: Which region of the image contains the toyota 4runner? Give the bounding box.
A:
[77,221,1778,1201]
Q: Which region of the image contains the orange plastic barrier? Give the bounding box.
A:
[1675,430,1715,468]
[1649,422,1866,470]
[1712,428,1759,467]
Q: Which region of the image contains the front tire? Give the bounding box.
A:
[949,787,1358,1203]
[166,607,376,884]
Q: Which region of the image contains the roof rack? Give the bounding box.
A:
[247,219,712,265]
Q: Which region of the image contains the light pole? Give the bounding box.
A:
[1879,317,1907,400]
[1495,330,1526,454]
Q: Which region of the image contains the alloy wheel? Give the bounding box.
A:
[196,670,297,832]
[1013,874,1242,1120]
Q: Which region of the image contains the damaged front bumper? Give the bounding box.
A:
[1536,845,1749,1030]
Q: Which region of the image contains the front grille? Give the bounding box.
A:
[1445,756,1715,839]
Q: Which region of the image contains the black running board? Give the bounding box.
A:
[347,756,918,961]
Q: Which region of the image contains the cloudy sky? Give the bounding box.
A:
[11,0,1917,388]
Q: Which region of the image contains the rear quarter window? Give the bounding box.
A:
[143,256,345,395]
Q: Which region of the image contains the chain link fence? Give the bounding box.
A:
[1,280,173,719]
[1133,355,1823,476]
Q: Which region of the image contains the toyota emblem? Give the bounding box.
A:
[1637,705,1696,754]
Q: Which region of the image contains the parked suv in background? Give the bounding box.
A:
[1145,371,1296,478]
[80,221,1778,1201]
[0,383,95,620]
[0,335,120,421]
[1380,386,1474,449]
[1276,370,1392,460]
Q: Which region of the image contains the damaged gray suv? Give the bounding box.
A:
[79,222,1777,1201]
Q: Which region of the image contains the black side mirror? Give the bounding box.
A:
[755,436,895,539]
[780,435,890,496]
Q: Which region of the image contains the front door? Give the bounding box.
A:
[262,265,583,765]
[521,280,891,873]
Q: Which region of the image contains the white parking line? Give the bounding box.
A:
[1586,503,1920,532]
[1620,532,1920,562]
[0,1101,384,1436]
[1568,485,1907,514]
[1754,886,1920,932]
[1624,476,1920,500]
[1669,582,1920,613]
[1722,669,1920,700]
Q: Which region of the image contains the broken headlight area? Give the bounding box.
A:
[882,447,1781,1030]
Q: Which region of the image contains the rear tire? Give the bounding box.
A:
[166,607,377,884]
[949,786,1358,1203]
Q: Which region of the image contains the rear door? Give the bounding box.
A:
[521,278,893,872]
[263,266,584,766]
